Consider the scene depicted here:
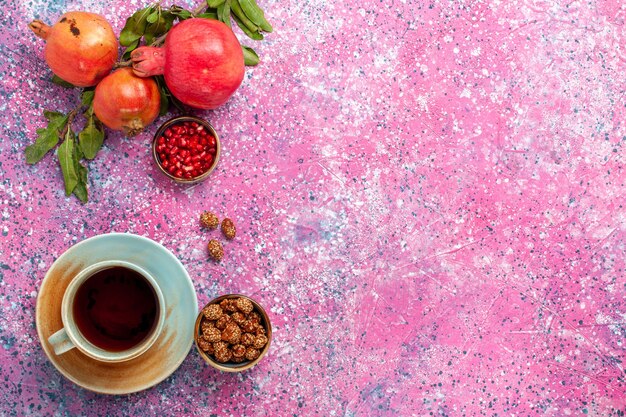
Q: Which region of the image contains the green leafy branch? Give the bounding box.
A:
[25,0,273,203]
[116,0,273,117]
[25,86,105,203]
[118,0,273,67]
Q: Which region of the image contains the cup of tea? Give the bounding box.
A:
[47,260,166,363]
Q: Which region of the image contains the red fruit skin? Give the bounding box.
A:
[131,19,245,110]
[29,12,118,87]
[92,68,161,136]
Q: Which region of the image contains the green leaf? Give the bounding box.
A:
[72,157,88,203]
[197,11,218,20]
[81,90,95,107]
[231,0,260,34]
[154,76,185,114]
[122,39,140,60]
[217,0,232,27]
[119,7,153,46]
[146,10,159,24]
[238,0,273,32]
[144,12,174,45]
[170,6,193,20]
[155,76,170,116]
[242,45,260,66]
[51,75,76,88]
[78,113,105,160]
[207,0,225,7]
[177,10,192,20]
[58,129,78,196]
[232,13,263,40]
[25,111,69,164]
[144,12,175,45]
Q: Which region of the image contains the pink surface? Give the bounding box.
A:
[0,0,625,415]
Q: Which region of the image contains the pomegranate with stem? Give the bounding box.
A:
[92,68,161,136]
[29,11,118,87]
[131,18,245,110]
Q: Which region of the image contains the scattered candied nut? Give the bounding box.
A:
[213,341,229,352]
[245,347,260,361]
[231,311,246,325]
[221,322,242,344]
[207,239,224,261]
[214,344,232,363]
[255,324,266,336]
[203,327,222,343]
[201,319,215,333]
[231,355,246,363]
[231,344,246,358]
[242,320,258,334]
[221,218,236,240]
[235,297,253,314]
[220,298,238,312]
[200,211,219,229]
[253,334,268,349]
[197,337,211,351]
[247,311,261,324]
[215,314,232,330]
[202,304,223,320]
[241,333,255,347]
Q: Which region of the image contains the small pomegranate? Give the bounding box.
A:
[131,18,245,110]
[93,68,161,136]
[29,11,118,87]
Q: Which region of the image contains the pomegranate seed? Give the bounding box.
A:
[155,120,218,180]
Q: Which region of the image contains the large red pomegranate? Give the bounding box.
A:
[29,11,118,87]
[131,18,244,110]
[92,68,161,136]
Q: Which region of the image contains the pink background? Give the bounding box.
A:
[1,0,625,415]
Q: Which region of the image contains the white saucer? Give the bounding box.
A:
[36,233,198,395]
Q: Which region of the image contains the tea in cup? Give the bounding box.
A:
[48,260,165,363]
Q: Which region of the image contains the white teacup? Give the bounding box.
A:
[48,260,165,363]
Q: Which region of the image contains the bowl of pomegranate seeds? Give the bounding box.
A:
[194,294,272,372]
[152,116,220,183]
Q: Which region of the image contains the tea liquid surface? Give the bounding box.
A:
[73,266,159,351]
